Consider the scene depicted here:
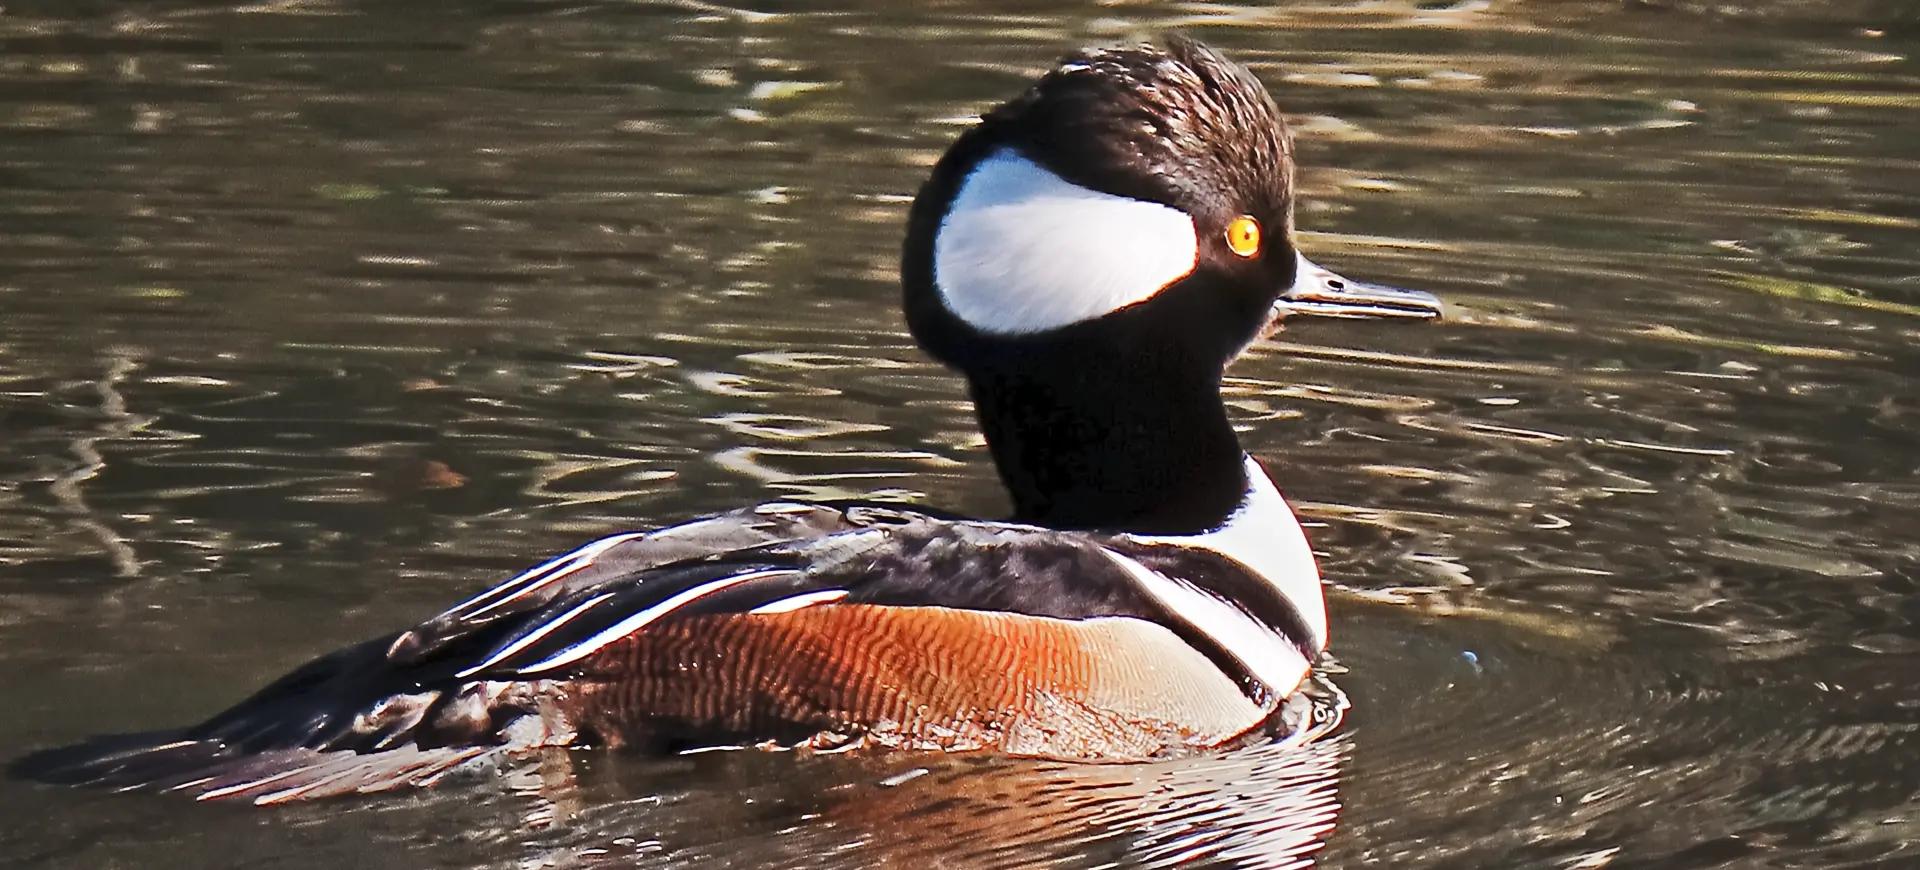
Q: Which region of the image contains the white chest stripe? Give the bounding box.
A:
[1101,548,1310,696]
[933,149,1198,334]
[1131,456,1328,651]
[501,569,797,676]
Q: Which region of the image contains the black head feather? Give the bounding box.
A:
[980,36,1296,240]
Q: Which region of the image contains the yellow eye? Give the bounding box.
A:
[1224,216,1261,258]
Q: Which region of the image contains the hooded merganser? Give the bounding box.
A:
[15,37,1440,803]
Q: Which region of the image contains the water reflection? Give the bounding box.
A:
[527,689,1345,870]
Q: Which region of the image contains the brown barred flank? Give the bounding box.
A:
[560,605,1275,761]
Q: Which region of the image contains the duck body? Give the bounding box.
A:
[14,37,1438,803]
[20,474,1321,801]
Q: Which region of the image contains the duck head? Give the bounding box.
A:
[903,36,1439,370]
[899,38,1440,532]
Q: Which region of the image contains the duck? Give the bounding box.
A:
[13,36,1440,804]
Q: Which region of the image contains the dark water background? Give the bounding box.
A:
[3,1,1919,867]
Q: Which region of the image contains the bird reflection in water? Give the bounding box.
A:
[508,678,1348,870]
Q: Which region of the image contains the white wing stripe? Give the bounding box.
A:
[464,558,595,619]
[1100,548,1309,695]
[456,591,619,678]
[444,532,647,619]
[509,569,795,676]
[747,589,849,614]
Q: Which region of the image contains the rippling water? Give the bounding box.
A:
[3,1,1918,868]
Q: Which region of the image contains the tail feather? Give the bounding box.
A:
[11,623,565,802]
[12,730,214,789]
[11,731,499,804]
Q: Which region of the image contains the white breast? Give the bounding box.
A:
[1130,455,1328,652]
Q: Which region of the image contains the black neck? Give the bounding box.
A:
[966,346,1249,535]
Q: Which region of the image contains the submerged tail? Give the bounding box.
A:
[11,730,496,804]
[10,632,528,804]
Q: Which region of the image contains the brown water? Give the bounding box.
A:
[3,1,1919,867]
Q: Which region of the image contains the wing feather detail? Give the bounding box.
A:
[386,502,867,664]
[748,589,851,614]
[455,591,620,677]
[447,532,647,621]
[491,568,810,677]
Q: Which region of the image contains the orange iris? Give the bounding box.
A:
[1225,215,1261,258]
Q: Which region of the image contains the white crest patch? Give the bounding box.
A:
[933,149,1199,334]
[1131,456,1327,651]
